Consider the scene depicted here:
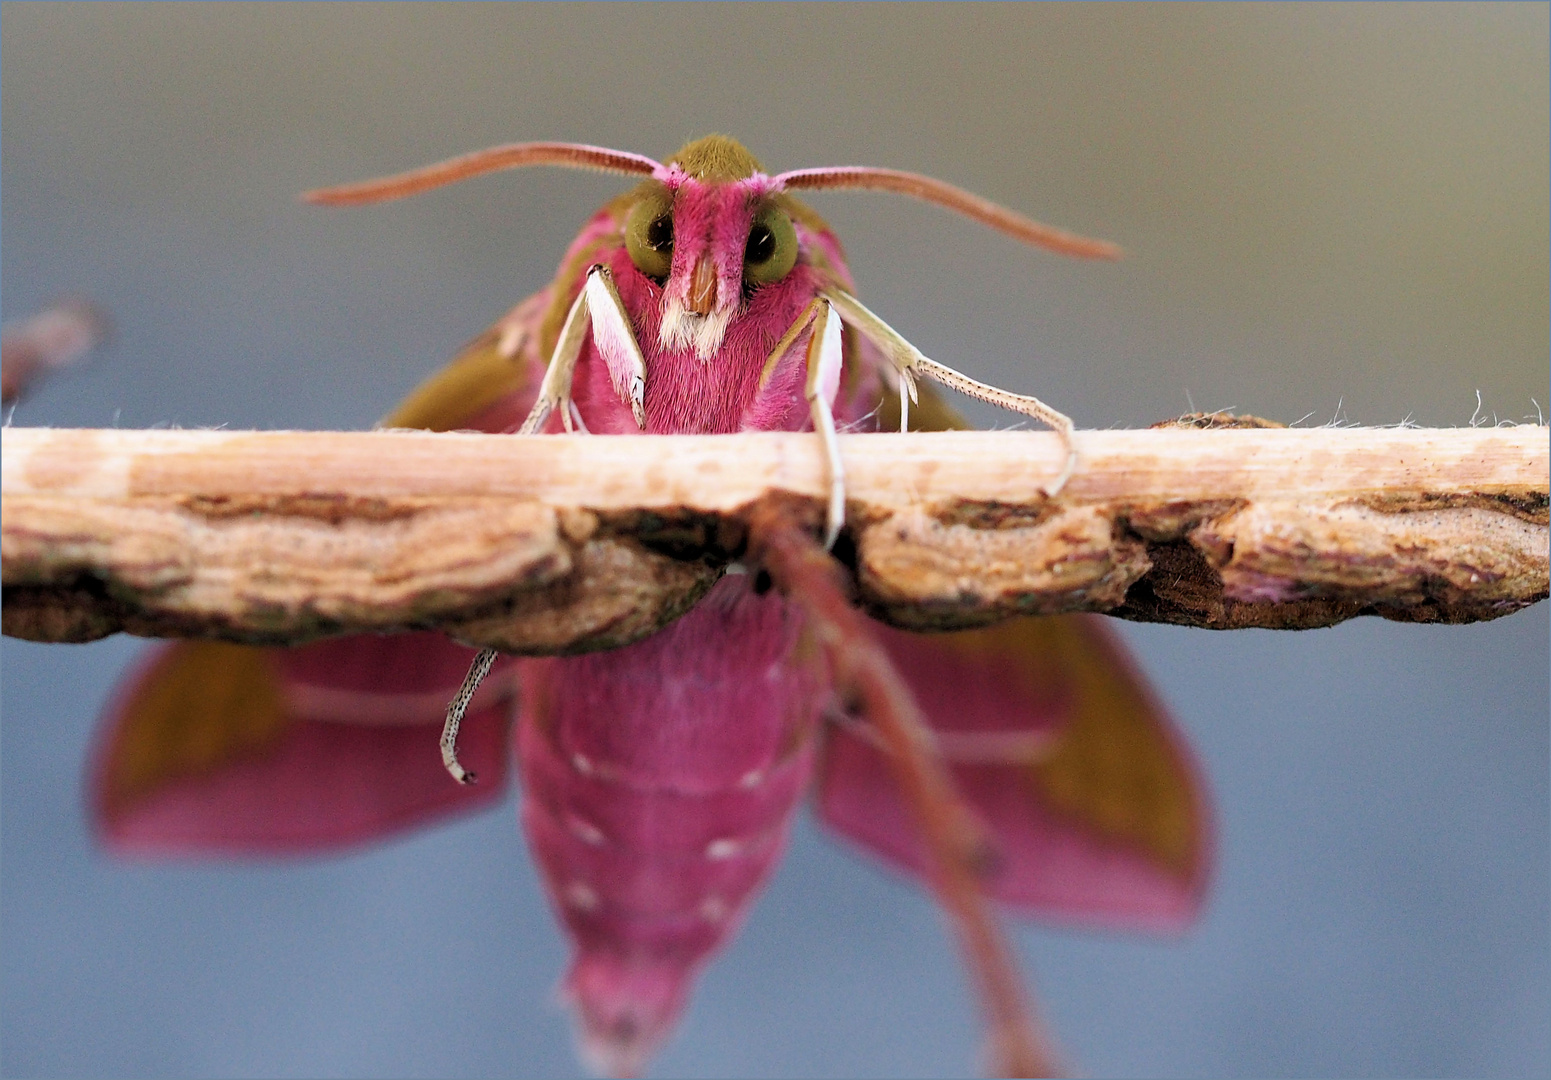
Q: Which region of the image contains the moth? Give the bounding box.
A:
[92,137,1211,1076]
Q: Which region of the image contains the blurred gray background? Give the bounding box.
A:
[2,4,1546,1077]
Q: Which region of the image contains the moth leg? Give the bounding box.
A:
[822,287,1077,495]
[519,265,648,434]
[581,265,647,428]
[757,297,824,392]
[440,647,498,784]
[519,278,591,434]
[757,297,847,547]
[896,365,918,434]
[747,510,1061,1079]
[805,301,847,549]
[914,355,1076,493]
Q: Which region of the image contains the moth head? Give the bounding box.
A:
[302,137,1121,361]
[618,138,802,359]
[630,181,803,358]
[623,183,800,294]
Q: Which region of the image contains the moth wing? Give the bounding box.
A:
[93,637,516,855]
[380,287,550,431]
[92,290,551,855]
[822,381,1208,928]
[816,615,1212,930]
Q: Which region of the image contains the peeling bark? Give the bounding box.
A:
[3,425,1545,649]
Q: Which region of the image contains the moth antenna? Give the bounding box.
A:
[774,166,1121,260]
[441,647,499,785]
[303,142,663,206]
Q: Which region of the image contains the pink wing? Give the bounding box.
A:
[92,294,552,856]
[92,635,517,856]
[817,614,1212,931]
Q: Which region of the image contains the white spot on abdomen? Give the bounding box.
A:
[737,768,766,790]
[566,814,607,847]
[705,838,742,860]
[565,881,600,911]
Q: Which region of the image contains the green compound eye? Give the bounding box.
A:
[625,189,675,280]
[743,205,797,285]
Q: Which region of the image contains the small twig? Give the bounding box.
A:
[0,300,108,405]
[746,501,1060,1078]
[2,425,1545,649]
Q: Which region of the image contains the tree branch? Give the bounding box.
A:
[2,424,1544,650]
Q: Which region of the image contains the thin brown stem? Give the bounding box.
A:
[746,501,1061,1079]
[1,299,107,405]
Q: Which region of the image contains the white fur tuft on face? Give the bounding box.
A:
[659,300,735,361]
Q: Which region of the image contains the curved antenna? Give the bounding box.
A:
[302,142,663,206]
[774,166,1121,260]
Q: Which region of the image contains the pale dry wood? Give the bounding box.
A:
[2,425,1545,648]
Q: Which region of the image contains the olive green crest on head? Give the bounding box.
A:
[667,135,764,182]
